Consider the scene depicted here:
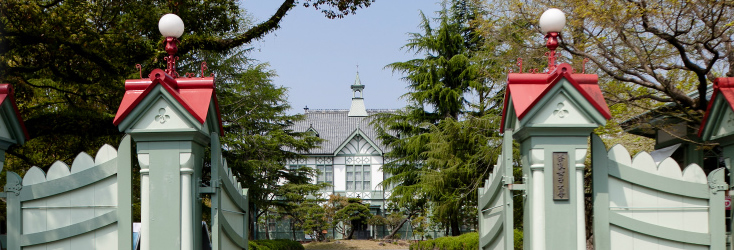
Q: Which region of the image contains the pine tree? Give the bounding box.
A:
[374,0,502,237]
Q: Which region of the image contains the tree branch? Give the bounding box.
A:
[180,0,296,54]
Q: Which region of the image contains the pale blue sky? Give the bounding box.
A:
[240,1,444,114]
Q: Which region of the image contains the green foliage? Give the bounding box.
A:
[0,0,372,215]
[514,228,523,250]
[375,1,500,235]
[367,215,387,227]
[249,239,305,250]
[409,232,478,250]
[292,201,329,241]
[375,1,502,237]
[331,197,372,239]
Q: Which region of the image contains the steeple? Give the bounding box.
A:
[348,71,368,117]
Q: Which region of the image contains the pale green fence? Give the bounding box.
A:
[592,134,727,250]
[4,136,133,250]
[209,133,249,250]
[478,131,514,250]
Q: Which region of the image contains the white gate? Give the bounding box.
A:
[4,136,133,250]
[478,131,515,250]
[591,134,726,249]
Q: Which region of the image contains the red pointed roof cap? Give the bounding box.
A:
[113,69,224,135]
[0,84,30,141]
[500,63,611,129]
[698,77,734,137]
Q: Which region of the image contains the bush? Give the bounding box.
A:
[514,229,523,250]
[409,232,478,250]
[249,239,304,250]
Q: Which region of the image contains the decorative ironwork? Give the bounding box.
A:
[163,37,180,78]
[136,64,143,79]
[517,58,523,73]
[708,168,727,194]
[553,152,569,200]
[5,178,21,196]
[201,61,208,78]
[545,32,560,73]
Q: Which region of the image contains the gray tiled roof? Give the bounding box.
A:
[291,109,396,155]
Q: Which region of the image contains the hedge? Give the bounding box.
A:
[248,239,304,250]
[409,232,478,250]
[410,229,523,250]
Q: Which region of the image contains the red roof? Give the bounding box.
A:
[500,63,611,129]
[0,84,30,141]
[698,77,734,137]
[113,69,224,135]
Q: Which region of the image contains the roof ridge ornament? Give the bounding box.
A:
[159,14,185,78]
[539,8,566,73]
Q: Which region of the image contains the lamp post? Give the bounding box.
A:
[539,8,566,73]
[115,13,223,250]
[159,14,185,78]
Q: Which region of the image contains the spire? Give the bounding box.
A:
[348,71,367,117]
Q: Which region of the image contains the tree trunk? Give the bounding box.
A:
[450,214,461,236]
[383,215,413,239]
[265,215,271,240]
[291,219,296,241]
[346,226,355,240]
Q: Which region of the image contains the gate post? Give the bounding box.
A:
[499,9,611,250]
[0,84,29,172]
[0,84,30,250]
[113,14,224,250]
[699,77,734,249]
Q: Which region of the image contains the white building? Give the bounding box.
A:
[265,73,399,240]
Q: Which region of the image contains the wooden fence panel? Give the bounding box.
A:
[4,136,132,250]
[210,133,249,250]
[478,130,514,250]
[592,134,726,250]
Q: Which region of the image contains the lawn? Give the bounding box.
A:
[303,239,411,250]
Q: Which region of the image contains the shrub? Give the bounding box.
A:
[514,229,523,250]
[249,239,304,250]
[409,232,478,250]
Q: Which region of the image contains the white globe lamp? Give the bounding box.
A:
[539,8,566,34]
[159,14,185,38]
[539,8,566,72]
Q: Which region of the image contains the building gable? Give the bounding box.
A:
[335,129,382,156]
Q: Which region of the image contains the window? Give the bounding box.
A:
[316,157,333,190]
[346,165,371,191]
[288,165,305,171]
[317,165,333,187]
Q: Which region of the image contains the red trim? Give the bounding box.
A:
[698,77,734,137]
[500,63,611,129]
[0,84,30,140]
[113,69,224,135]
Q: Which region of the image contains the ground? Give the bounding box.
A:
[303,239,411,250]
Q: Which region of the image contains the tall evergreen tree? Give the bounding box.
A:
[375,0,502,237]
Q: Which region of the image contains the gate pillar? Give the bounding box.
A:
[0,84,29,171]
[699,77,734,249]
[499,10,611,249]
[114,14,224,250]
[501,62,610,250]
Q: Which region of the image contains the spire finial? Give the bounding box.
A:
[539,8,566,73]
[159,14,185,78]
